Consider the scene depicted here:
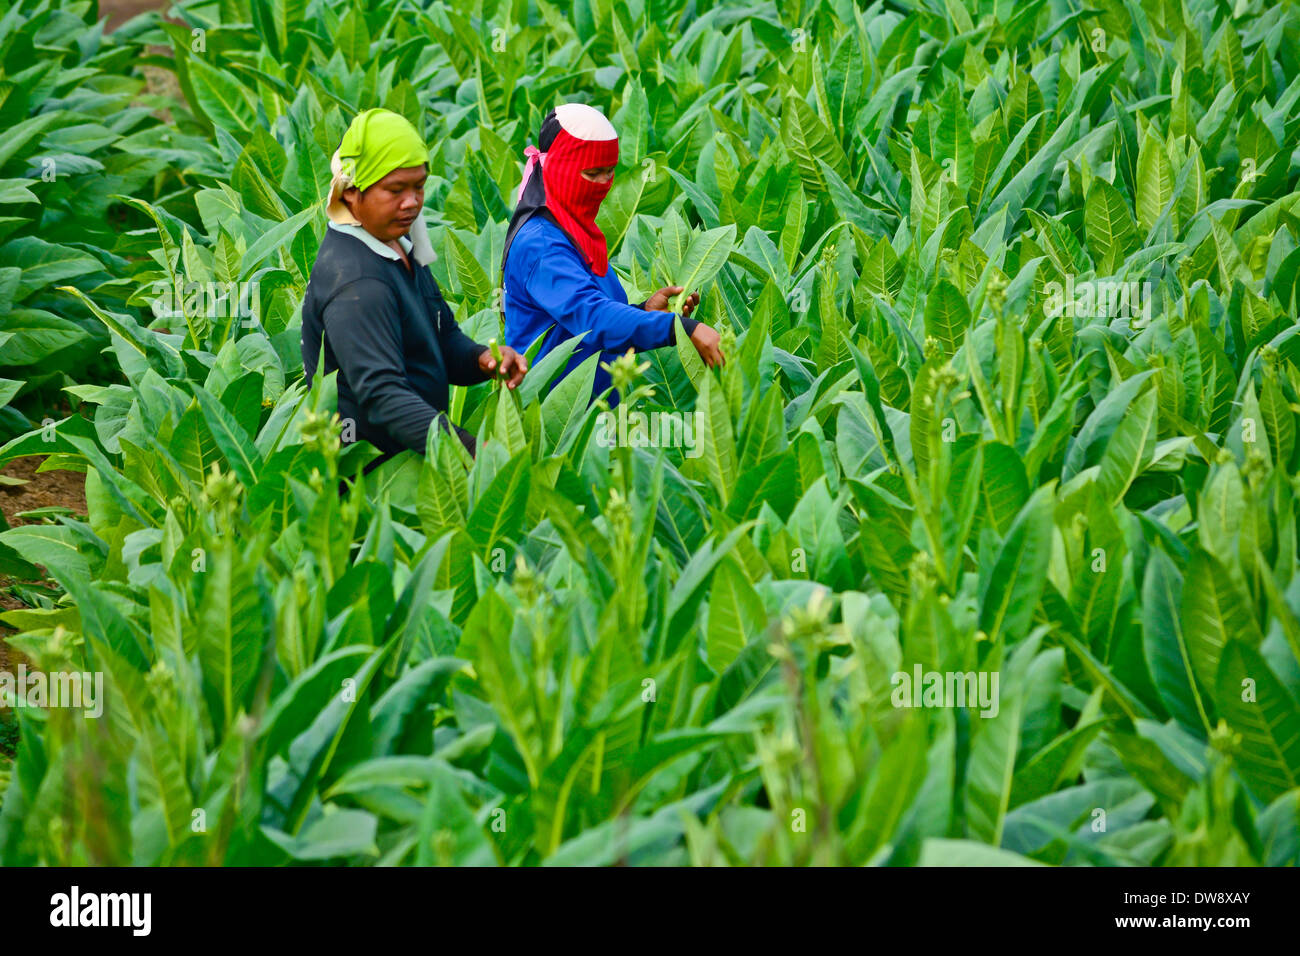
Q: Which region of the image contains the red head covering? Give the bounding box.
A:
[513,104,619,276]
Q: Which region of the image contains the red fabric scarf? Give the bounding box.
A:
[539,128,619,275]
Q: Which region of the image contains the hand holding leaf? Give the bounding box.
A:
[655,219,737,311]
[645,286,700,317]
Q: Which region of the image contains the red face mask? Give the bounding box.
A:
[540,128,619,275]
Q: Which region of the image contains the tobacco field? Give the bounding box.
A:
[1,0,1299,866]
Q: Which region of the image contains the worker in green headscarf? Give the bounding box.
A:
[301,108,527,470]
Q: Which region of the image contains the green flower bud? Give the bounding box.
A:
[1209,719,1242,756]
[600,348,651,394]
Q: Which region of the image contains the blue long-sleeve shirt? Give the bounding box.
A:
[503,217,695,402]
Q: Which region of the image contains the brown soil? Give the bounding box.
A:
[0,563,29,742]
[0,456,87,686]
[0,584,23,673]
[100,0,184,117]
[103,0,170,32]
[0,456,87,527]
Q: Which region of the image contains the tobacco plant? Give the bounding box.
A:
[1,0,1299,865]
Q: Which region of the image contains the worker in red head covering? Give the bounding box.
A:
[501,103,724,403]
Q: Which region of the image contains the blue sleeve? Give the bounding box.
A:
[522,240,677,352]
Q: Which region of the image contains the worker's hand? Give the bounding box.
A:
[645,286,700,318]
[690,323,725,368]
[480,343,528,389]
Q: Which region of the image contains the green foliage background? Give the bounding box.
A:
[1,0,1299,864]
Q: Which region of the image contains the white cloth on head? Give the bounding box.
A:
[553,103,618,141]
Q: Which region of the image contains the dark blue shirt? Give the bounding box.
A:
[301,226,489,466]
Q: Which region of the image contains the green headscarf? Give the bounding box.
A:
[338,108,428,192]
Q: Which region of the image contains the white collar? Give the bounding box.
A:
[328,220,415,261]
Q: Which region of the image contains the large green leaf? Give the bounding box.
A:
[465,451,531,557]
[1215,641,1300,802]
[1136,132,1174,235]
[781,93,849,190]
[1085,178,1140,275]
[979,485,1055,644]
[1141,548,1210,734]
[923,279,970,357]
[705,555,764,671]
[1094,385,1157,503]
[1182,550,1261,692]
[667,223,736,312]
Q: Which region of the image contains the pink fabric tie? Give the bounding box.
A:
[516,145,545,202]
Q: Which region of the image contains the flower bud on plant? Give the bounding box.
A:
[1242,447,1269,486]
[300,409,341,460]
[765,642,794,669]
[602,348,650,395]
[431,830,455,867]
[1209,719,1242,756]
[819,241,838,280]
[908,550,937,591]
[718,321,737,357]
[986,270,1008,316]
[779,589,832,642]
[201,462,242,515]
[605,487,634,543]
[512,554,543,607]
[147,661,177,712]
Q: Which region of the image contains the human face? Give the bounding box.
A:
[344,163,428,242]
[579,165,616,184]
